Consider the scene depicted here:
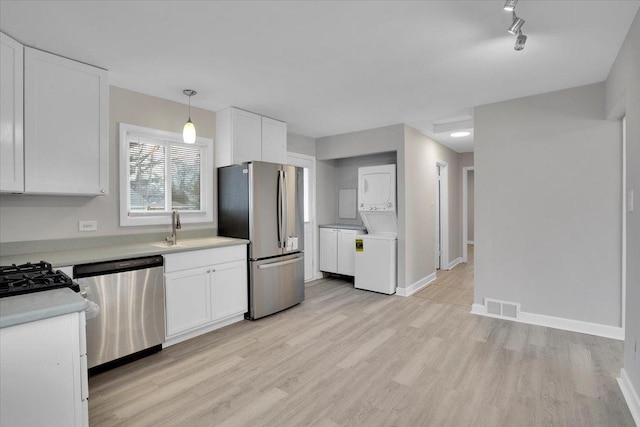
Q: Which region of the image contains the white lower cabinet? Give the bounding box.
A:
[212,260,248,320]
[319,227,366,276]
[164,245,248,346]
[0,311,88,427]
[165,267,212,337]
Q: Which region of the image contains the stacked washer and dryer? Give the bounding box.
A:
[354,164,398,294]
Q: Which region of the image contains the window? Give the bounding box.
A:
[119,123,213,226]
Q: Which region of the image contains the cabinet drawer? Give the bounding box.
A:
[164,245,247,273]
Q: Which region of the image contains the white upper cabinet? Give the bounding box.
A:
[215,107,287,167]
[261,116,287,164]
[24,46,109,195]
[0,33,24,193]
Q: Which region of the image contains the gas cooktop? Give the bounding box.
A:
[0,261,80,298]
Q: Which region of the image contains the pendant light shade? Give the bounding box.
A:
[183,119,196,144]
[182,89,197,144]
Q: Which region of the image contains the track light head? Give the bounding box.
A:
[514,32,527,51]
[508,16,525,35]
[503,0,518,11]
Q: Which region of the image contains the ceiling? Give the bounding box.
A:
[1,1,638,153]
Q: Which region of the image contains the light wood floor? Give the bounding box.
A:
[414,245,474,307]
[89,248,634,426]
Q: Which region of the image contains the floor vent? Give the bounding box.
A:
[484,298,520,319]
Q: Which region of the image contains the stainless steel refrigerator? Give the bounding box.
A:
[218,161,304,320]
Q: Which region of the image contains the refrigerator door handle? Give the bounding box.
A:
[257,256,303,270]
[283,170,289,247]
[277,170,283,248]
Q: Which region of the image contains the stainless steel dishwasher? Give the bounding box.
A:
[73,255,165,373]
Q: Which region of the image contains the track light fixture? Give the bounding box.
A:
[503,1,528,51]
[503,0,518,12]
[514,31,527,51]
[508,14,525,35]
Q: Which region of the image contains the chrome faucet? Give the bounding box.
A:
[166,210,182,245]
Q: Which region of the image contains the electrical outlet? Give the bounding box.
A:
[79,220,97,232]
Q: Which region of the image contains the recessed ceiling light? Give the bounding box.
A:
[451,131,471,138]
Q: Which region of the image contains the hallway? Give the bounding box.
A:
[414,244,474,307]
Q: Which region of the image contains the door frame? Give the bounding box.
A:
[435,160,449,270]
[286,151,319,281]
[462,166,475,263]
[621,116,626,330]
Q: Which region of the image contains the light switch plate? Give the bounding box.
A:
[628,190,634,213]
[79,220,98,232]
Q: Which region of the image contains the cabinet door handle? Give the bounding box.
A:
[207,269,211,273]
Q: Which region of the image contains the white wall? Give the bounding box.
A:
[475,82,622,327]
[0,86,217,243]
[606,9,640,407]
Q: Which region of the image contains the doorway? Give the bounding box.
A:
[435,161,449,270]
[286,152,317,282]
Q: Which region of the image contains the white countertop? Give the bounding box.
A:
[0,288,89,328]
[0,236,249,268]
[319,223,367,231]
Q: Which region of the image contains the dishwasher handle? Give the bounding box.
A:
[74,255,164,278]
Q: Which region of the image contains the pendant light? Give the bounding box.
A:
[182,89,197,144]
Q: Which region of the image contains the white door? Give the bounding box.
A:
[287,152,316,281]
[337,229,357,275]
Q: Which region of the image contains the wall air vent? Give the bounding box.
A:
[484,298,520,319]
[487,300,502,316]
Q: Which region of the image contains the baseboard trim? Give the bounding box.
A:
[447,257,462,270]
[396,272,437,297]
[163,314,245,348]
[618,368,640,426]
[470,303,624,340]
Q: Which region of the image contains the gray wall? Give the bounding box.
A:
[0,86,217,243]
[606,9,640,402]
[316,124,407,286]
[458,152,474,168]
[475,82,622,327]
[403,125,461,289]
[316,123,462,291]
[333,152,397,227]
[316,124,403,160]
[287,132,316,157]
